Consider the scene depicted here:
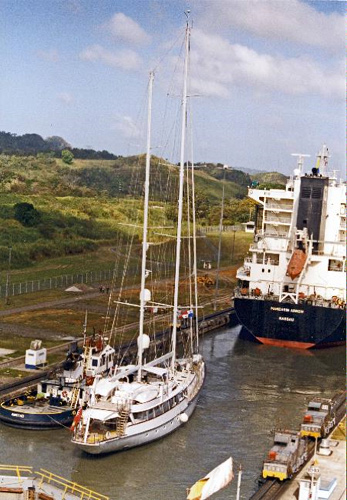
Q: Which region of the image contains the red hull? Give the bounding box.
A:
[256,336,314,349]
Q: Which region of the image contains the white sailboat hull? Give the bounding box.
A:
[74,364,205,455]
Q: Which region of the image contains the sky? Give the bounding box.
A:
[1,0,345,175]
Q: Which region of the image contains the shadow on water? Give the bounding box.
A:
[1,325,345,500]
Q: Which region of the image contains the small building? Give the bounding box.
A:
[25,340,47,369]
[203,260,212,270]
[242,221,255,233]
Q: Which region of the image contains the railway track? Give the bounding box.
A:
[250,480,282,500]
[0,370,52,399]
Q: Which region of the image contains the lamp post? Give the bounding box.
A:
[231,227,237,262]
[5,246,12,305]
[214,168,226,310]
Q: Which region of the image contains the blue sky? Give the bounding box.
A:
[1,0,345,174]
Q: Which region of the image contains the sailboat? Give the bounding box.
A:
[71,17,205,455]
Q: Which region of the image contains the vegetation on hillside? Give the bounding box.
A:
[251,170,287,188]
[0,134,286,269]
[0,131,119,160]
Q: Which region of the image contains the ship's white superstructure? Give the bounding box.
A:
[236,146,345,305]
[234,145,345,348]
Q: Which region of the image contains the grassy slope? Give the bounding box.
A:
[0,153,278,271]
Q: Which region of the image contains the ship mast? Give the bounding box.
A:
[315,144,329,176]
[137,71,154,381]
[171,14,190,371]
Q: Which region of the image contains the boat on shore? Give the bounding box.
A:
[234,145,345,349]
[71,17,205,455]
[0,334,115,429]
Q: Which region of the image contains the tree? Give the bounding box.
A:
[45,136,71,151]
[14,202,41,226]
[61,149,74,165]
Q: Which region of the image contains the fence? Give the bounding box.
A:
[0,268,116,299]
[1,228,241,300]
[198,225,241,234]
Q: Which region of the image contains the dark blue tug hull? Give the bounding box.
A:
[234,298,345,349]
[0,399,75,430]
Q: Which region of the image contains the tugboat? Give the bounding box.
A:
[0,334,115,429]
[234,145,346,349]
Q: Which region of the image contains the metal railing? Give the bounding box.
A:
[37,468,109,500]
[264,215,292,224]
[265,202,293,211]
[0,465,109,500]
[0,464,33,483]
[197,225,241,234]
[0,269,117,299]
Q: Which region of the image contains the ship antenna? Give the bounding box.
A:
[291,153,310,176]
[315,144,329,176]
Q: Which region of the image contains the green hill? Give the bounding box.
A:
[0,151,285,269]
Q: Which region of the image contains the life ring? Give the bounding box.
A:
[62,390,68,398]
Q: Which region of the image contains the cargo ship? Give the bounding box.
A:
[234,145,346,349]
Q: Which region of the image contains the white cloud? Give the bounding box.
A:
[190,29,344,98]
[197,0,345,51]
[80,45,141,71]
[104,13,151,45]
[57,92,73,104]
[37,49,60,62]
[112,114,141,139]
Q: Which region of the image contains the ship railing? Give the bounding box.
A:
[36,468,109,500]
[253,232,290,241]
[235,288,345,309]
[266,202,293,211]
[234,288,277,300]
[264,215,292,224]
[264,232,290,238]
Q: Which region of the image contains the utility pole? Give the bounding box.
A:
[231,228,236,262]
[5,246,12,306]
[214,167,226,310]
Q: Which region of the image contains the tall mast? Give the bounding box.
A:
[138,71,154,381]
[171,16,190,371]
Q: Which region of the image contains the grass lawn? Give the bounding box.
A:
[0,232,249,358]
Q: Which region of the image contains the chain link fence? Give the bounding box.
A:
[198,225,241,234]
[0,269,116,299]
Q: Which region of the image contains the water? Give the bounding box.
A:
[1,326,345,499]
